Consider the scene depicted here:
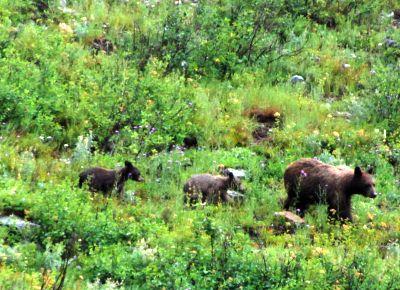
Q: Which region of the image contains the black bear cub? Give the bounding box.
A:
[79,161,143,197]
[283,158,377,221]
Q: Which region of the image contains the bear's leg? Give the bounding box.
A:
[327,207,340,222]
[187,189,200,206]
[338,208,353,222]
[283,196,293,210]
[78,177,84,188]
[220,190,229,203]
[183,193,193,206]
[78,174,87,188]
[328,202,353,222]
[190,194,199,206]
[283,187,296,210]
[201,190,208,204]
[116,184,125,199]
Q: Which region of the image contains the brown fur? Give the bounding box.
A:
[183,172,243,206]
[244,107,280,124]
[244,107,282,142]
[283,158,377,221]
[79,161,143,197]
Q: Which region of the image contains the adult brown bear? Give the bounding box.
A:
[79,161,143,198]
[283,158,377,221]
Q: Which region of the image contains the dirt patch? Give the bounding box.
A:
[183,136,198,149]
[244,107,282,142]
[394,9,400,20]
[310,14,337,29]
[2,207,26,219]
[245,107,280,123]
[92,37,114,54]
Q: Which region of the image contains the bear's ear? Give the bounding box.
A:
[367,166,374,175]
[227,171,234,180]
[125,160,134,168]
[354,166,362,178]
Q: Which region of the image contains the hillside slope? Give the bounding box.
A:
[0,1,399,288]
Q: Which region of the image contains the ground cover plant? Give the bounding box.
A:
[0,0,399,288]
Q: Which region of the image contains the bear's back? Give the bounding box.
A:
[185,174,223,193]
[284,158,352,197]
[80,167,117,193]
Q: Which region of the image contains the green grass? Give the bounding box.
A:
[0,0,399,288]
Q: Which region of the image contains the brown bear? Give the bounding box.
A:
[283,158,377,221]
[78,161,143,198]
[183,171,244,206]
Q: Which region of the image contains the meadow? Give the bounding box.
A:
[0,1,399,289]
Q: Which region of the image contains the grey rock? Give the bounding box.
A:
[225,168,246,179]
[0,215,39,230]
[385,38,397,47]
[274,211,305,224]
[60,0,67,8]
[227,190,245,203]
[290,75,305,84]
[333,111,352,119]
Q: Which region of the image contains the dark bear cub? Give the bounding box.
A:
[79,161,143,197]
[283,158,377,221]
[183,171,244,206]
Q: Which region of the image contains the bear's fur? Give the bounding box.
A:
[78,161,143,197]
[244,106,283,142]
[283,158,377,221]
[183,172,244,206]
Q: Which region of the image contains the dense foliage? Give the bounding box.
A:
[0,0,399,288]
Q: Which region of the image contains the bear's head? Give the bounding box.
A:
[223,170,245,193]
[349,166,377,198]
[124,160,144,182]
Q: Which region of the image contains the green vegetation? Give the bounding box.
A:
[0,0,399,288]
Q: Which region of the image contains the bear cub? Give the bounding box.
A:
[183,171,244,206]
[283,158,377,221]
[79,160,143,197]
